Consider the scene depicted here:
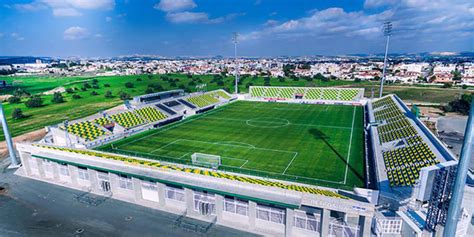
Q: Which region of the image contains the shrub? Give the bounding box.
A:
[7,96,21,104]
[119,92,131,100]
[80,87,87,91]
[145,87,154,94]
[51,92,65,103]
[217,81,224,86]
[105,90,113,98]
[72,94,81,99]
[12,108,25,120]
[25,96,43,108]
[178,84,186,89]
[92,78,99,84]
[104,84,110,87]
[90,91,99,96]
[125,82,134,88]
[83,82,91,88]
[92,84,100,89]
[65,88,74,93]
[136,78,142,81]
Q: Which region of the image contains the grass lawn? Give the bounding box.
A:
[96,101,365,190]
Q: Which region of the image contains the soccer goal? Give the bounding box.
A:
[191,153,221,169]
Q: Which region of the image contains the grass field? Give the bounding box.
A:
[97,101,365,190]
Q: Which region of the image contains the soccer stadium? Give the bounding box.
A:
[13,86,469,236]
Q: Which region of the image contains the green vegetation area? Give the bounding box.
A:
[97,101,365,190]
[0,74,471,141]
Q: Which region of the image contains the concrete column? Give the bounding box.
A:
[215,194,224,223]
[36,159,46,178]
[132,178,142,202]
[248,201,257,230]
[108,173,120,195]
[22,154,32,176]
[320,209,331,237]
[358,215,372,237]
[184,188,195,215]
[157,182,166,207]
[285,208,295,237]
[88,169,99,193]
[68,166,79,186]
[52,162,60,181]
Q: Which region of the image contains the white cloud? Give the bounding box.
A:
[166,11,209,23]
[53,8,82,17]
[10,33,25,41]
[64,26,89,40]
[154,0,196,12]
[13,0,115,17]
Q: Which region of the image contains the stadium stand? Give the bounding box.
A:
[178,99,197,109]
[135,107,167,122]
[110,111,145,129]
[249,86,362,101]
[186,92,220,108]
[215,90,231,99]
[35,144,348,199]
[156,104,176,115]
[93,117,112,126]
[66,121,106,141]
[383,143,439,186]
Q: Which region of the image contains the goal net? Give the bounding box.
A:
[191,153,221,169]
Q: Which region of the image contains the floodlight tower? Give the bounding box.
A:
[232,32,239,94]
[0,103,19,167]
[379,21,392,98]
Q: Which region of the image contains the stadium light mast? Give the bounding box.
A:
[232,32,239,94]
[379,21,392,98]
[444,98,474,237]
[0,103,19,167]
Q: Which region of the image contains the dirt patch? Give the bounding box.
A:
[42,86,65,95]
[0,129,47,159]
[0,95,13,102]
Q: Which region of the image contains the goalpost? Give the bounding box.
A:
[191,153,221,169]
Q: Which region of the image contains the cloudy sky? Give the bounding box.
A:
[0,0,473,57]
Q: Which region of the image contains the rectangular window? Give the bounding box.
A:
[118,175,133,190]
[165,185,185,202]
[97,171,109,181]
[224,197,249,216]
[294,211,320,232]
[59,164,69,176]
[256,204,285,224]
[43,159,53,173]
[193,191,216,215]
[77,167,89,180]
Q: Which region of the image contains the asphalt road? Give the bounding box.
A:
[0,163,259,237]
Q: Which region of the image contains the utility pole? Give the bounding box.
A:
[379,21,392,98]
[232,32,239,94]
[0,103,19,167]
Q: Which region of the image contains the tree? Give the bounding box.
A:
[145,87,154,94]
[51,92,65,103]
[65,88,74,93]
[105,90,113,98]
[7,96,21,104]
[125,82,134,88]
[136,78,142,81]
[119,92,131,100]
[452,70,462,81]
[72,94,81,99]
[443,93,472,115]
[14,88,30,97]
[83,82,91,88]
[90,91,99,96]
[92,78,99,84]
[25,96,43,108]
[92,84,100,89]
[12,108,25,120]
[104,84,110,87]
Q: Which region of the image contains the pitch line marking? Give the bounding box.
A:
[282,152,299,174]
[150,139,183,154]
[343,106,357,184]
[240,160,249,168]
[206,117,352,130]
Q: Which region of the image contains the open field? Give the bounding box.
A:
[97,101,365,190]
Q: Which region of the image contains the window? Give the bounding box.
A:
[77,167,89,181]
[118,175,133,190]
[224,197,249,216]
[141,181,157,191]
[141,180,159,202]
[294,211,320,232]
[165,185,185,202]
[43,159,53,173]
[193,191,215,215]
[256,204,285,224]
[97,171,109,181]
[58,164,69,176]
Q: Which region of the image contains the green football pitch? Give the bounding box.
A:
[96,101,365,190]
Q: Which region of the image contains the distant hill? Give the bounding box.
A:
[0,56,52,65]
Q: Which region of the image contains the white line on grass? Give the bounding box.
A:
[282,152,299,174]
[343,106,357,184]
[150,139,182,154]
[206,117,352,130]
[240,160,249,168]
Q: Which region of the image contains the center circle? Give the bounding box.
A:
[246,118,290,128]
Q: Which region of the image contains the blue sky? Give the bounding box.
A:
[0,0,473,57]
